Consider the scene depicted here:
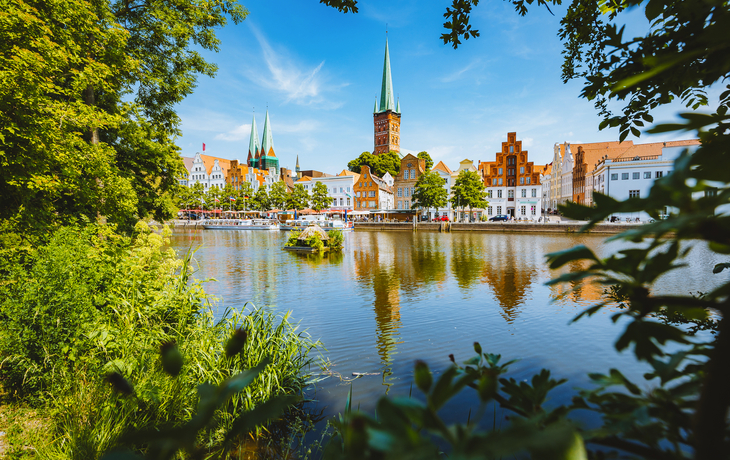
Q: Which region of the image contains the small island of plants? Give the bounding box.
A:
[284,225,344,253]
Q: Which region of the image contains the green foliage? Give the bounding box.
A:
[347,151,401,178]
[288,184,310,211]
[0,0,247,232]
[449,169,488,214]
[285,230,302,247]
[325,347,586,460]
[306,233,325,253]
[311,182,334,212]
[328,229,344,250]
[411,170,448,213]
[250,187,271,212]
[417,152,434,171]
[269,181,289,210]
[0,221,318,458]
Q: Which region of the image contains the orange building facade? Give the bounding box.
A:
[354,165,393,211]
[478,132,543,220]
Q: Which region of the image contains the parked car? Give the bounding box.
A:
[489,215,509,222]
[439,216,450,222]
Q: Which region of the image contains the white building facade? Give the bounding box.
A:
[591,145,699,221]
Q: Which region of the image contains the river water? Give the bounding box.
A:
[169,228,720,427]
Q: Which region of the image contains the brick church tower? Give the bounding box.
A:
[373,38,401,155]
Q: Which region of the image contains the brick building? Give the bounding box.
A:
[373,38,401,155]
[478,132,543,220]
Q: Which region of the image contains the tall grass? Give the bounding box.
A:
[0,221,319,459]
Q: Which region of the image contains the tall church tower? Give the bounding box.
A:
[373,38,401,155]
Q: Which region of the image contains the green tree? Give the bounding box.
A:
[0,0,247,232]
[347,151,400,178]
[310,182,333,212]
[235,182,254,211]
[450,170,487,221]
[287,184,310,211]
[411,171,448,217]
[269,181,289,210]
[250,187,270,212]
[417,151,434,171]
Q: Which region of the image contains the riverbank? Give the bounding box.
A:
[354,221,632,234]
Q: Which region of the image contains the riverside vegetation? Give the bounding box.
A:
[0,222,319,458]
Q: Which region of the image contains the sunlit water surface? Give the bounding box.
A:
[168,228,720,430]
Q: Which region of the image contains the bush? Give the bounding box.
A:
[327,230,344,250]
[0,222,319,458]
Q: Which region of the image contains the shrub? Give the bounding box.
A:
[327,230,344,250]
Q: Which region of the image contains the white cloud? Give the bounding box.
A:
[440,59,480,83]
[245,25,346,108]
[215,123,252,141]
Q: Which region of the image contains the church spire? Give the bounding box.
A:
[248,113,260,167]
[378,38,396,113]
[261,110,275,158]
[396,97,400,114]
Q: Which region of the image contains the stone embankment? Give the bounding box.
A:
[354,221,632,234]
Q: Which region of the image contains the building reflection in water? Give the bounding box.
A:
[353,233,406,392]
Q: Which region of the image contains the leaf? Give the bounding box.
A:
[713,262,730,274]
[546,245,599,269]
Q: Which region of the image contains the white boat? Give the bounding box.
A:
[280,217,352,232]
[201,218,279,230]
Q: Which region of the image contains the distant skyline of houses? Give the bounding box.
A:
[178,38,700,222]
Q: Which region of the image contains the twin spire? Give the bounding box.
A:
[247,110,278,171]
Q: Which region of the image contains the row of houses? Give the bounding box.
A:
[179,130,699,222]
[542,138,699,214]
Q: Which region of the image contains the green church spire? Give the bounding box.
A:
[378,38,396,113]
[248,113,260,166]
[260,110,275,158]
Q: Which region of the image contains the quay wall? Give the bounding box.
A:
[354,222,630,234]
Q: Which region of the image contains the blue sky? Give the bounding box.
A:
[175,0,714,172]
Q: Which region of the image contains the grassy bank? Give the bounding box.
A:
[0,222,318,459]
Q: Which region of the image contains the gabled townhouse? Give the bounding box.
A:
[393,153,426,211]
[478,132,543,221]
[354,165,393,211]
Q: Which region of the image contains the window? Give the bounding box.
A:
[520,177,525,185]
[497,190,503,198]
[531,206,536,215]
[611,173,618,180]
[521,189,526,197]
[656,171,663,178]
[629,190,640,198]
[339,198,344,205]
[497,206,502,215]
[520,167,525,174]
[364,174,368,179]
[487,190,492,198]
[411,169,415,178]
[369,191,376,198]
[492,178,497,185]
[405,187,410,197]
[398,201,402,209]
[527,177,531,184]
[346,198,350,206]
[508,190,514,198]
[532,188,537,197]
[398,187,402,197]
[488,206,493,215]
[404,170,409,180]
[633,172,640,180]
[340,187,343,193]
[521,206,526,215]
[498,178,503,185]
[622,173,629,180]
[347,187,350,192]
[499,168,503,175]
[509,146,514,153]
[509,168,514,175]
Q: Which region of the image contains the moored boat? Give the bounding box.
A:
[202,218,279,230]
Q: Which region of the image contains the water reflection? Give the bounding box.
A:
[353,234,404,391]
